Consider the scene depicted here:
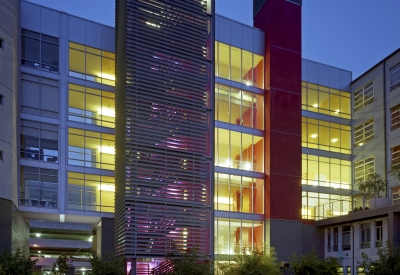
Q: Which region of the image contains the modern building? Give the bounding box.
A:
[0,0,400,274]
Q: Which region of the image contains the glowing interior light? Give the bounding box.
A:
[100,184,115,192]
[311,134,317,138]
[98,107,115,117]
[331,138,338,143]
[97,73,116,80]
[38,251,41,253]
[216,197,233,204]
[335,109,340,114]
[312,104,318,108]
[301,179,306,184]
[245,81,251,86]
[244,162,251,170]
[99,146,115,154]
[146,21,160,28]
[359,143,364,146]
[36,233,41,237]
[224,159,232,168]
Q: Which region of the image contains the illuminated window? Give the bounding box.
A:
[302,192,351,220]
[214,173,263,214]
[342,226,351,250]
[302,82,351,119]
[390,63,400,91]
[391,105,400,131]
[67,172,114,213]
[302,154,351,189]
[354,82,373,112]
[392,145,400,167]
[69,42,115,86]
[302,117,351,154]
[215,41,264,89]
[215,218,263,255]
[354,119,374,148]
[68,84,115,128]
[68,128,115,170]
[215,128,264,173]
[21,29,59,72]
[360,223,371,249]
[354,157,374,184]
[215,84,264,130]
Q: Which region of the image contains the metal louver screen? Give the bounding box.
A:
[115,0,213,259]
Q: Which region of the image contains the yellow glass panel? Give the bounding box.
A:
[341,165,351,187]
[242,50,252,85]
[253,54,264,89]
[307,89,318,111]
[341,96,351,115]
[86,93,101,123]
[330,163,341,187]
[231,47,241,82]
[69,42,85,51]
[68,133,84,147]
[69,49,85,73]
[102,51,115,59]
[101,57,115,81]
[308,123,318,144]
[87,87,101,96]
[231,131,242,167]
[330,94,340,116]
[319,91,329,114]
[86,46,101,55]
[68,172,84,179]
[308,83,318,89]
[341,129,351,149]
[215,41,219,77]
[69,83,84,92]
[319,126,329,146]
[302,87,307,107]
[319,85,329,92]
[86,53,101,77]
[219,43,230,79]
[101,97,115,124]
[69,128,84,135]
[302,122,307,142]
[102,91,115,99]
[85,130,101,138]
[330,128,340,147]
[86,174,100,181]
[69,90,85,110]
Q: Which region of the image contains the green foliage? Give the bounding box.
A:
[289,248,340,275]
[164,247,212,275]
[389,162,400,181]
[357,173,386,200]
[0,248,37,275]
[219,247,281,275]
[51,253,69,275]
[88,250,125,275]
[358,241,400,275]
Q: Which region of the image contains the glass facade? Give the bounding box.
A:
[215,128,264,173]
[68,128,115,170]
[302,154,351,189]
[69,42,115,86]
[68,84,115,128]
[302,82,351,119]
[302,192,351,220]
[214,173,264,214]
[215,218,263,255]
[67,172,114,213]
[302,117,351,154]
[215,84,264,130]
[215,42,264,88]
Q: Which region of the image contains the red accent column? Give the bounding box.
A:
[254,0,302,221]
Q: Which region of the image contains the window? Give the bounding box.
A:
[69,42,115,86]
[21,29,59,72]
[215,84,264,130]
[302,82,351,119]
[391,145,400,168]
[0,38,3,48]
[391,105,400,131]
[360,223,371,249]
[354,157,374,184]
[333,227,338,251]
[21,74,59,118]
[354,119,374,148]
[342,226,351,250]
[354,82,374,112]
[390,63,400,91]
[302,192,351,220]
[376,220,383,247]
[0,94,3,105]
[302,117,351,154]
[68,128,115,170]
[68,84,115,128]
[327,230,331,252]
[19,166,58,208]
[0,151,3,162]
[20,120,58,163]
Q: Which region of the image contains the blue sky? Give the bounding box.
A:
[28,0,400,79]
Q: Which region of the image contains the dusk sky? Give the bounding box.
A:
[28,0,400,79]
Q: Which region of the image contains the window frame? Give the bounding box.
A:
[354,156,375,184]
[0,150,3,162]
[354,119,374,148]
[391,104,400,131]
[354,82,374,112]
[360,223,371,249]
[390,63,400,91]
[0,94,3,105]
[376,220,383,247]
[342,226,351,251]
[0,38,3,49]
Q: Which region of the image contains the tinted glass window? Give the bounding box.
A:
[21,37,40,62]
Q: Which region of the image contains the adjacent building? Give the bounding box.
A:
[0,0,400,274]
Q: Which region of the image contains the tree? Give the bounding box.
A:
[88,250,125,275]
[51,253,69,275]
[0,248,37,275]
[389,160,400,180]
[289,248,341,275]
[162,247,212,275]
[219,247,281,275]
[358,241,400,275]
[356,173,386,206]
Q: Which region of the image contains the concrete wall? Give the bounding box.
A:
[302,222,324,258]
[0,0,19,205]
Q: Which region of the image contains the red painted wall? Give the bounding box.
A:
[254,0,302,221]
